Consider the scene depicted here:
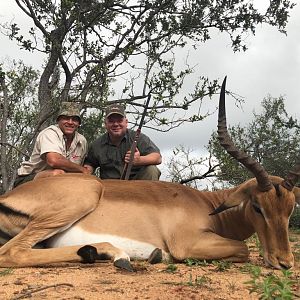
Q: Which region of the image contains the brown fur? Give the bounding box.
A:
[0,173,298,269]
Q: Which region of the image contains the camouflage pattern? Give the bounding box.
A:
[57,102,82,123]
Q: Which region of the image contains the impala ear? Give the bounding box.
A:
[209,192,242,215]
[293,186,300,205]
[209,184,253,215]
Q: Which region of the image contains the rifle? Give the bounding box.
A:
[120,94,151,180]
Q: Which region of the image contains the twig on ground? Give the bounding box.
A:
[12,283,74,300]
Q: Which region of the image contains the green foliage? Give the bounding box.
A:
[0,0,296,192]
[167,145,209,187]
[184,258,209,267]
[212,260,232,272]
[0,60,40,192]
[289,235,298,243]
[289,206,300,229]
[239,263,258,274]
[293,239,300,263]
[209,96,300,186]
[166,144,219,189]
[0,268,13,276]
[227,280,238,293]
[2,0,295,133]
[165,263,177,273]
[186,273,211,287]
[79,111,106,144]
[162,273,211,288]
[245,268,296,300]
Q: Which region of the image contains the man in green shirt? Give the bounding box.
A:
[84,104,161,180]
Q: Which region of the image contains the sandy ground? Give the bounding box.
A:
[1,232,299,300]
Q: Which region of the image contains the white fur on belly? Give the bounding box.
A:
[46,227,156,260]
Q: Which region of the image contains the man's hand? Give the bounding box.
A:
[83,165,94,174]
[125,148,140,165]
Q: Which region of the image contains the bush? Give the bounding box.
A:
[289,206,300,228]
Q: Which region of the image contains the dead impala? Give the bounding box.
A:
[0,78,299,271]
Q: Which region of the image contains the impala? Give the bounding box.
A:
[0,78,299,271]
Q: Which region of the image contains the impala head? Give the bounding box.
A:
[213,77,300,269]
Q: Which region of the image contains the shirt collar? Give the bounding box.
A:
[103,130,129,145]
[54,124,81,144]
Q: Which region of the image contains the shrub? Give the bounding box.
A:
[289,206,300,229]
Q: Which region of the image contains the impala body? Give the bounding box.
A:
[0,77,299,270]
[0,173,298,270]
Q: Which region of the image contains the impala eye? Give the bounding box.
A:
[252,204,262,215]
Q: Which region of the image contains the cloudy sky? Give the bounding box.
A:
[1,1,300,177]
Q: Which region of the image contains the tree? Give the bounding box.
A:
[208,96,300,186]
[0,0,296,191]
[166,145,219,190]
[0,60,39,192]
[2,0,295,132]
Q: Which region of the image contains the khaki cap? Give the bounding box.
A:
[105,104,126,118]
[57,102,82,124]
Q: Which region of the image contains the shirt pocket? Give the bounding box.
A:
[70,149,85,164]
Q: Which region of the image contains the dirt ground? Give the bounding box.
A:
[1,233,299,300]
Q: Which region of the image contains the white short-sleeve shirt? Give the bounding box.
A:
[17,125,88,175]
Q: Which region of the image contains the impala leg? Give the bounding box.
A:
[148,248,173,264]
[0,193,102,267]
[0,242,132,270]
[170,232,249,262]
[77,244,133,271]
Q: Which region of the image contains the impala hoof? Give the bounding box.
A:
[148,248,163,264]
[114,258,134,272]
[77,245,97,263]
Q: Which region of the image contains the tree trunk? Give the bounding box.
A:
[0,73,9,192]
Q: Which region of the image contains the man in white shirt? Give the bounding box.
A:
[14,102,89,187]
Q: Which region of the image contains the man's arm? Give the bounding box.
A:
[45,152,90,174]
[124,149,161,166]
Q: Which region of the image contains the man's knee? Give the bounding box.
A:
[34,169,65,180]
[134,165,161,181]
[13,173,35,188]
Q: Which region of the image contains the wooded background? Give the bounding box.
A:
[0,0,299,220]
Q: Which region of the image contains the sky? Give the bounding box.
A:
[1,1,300,179]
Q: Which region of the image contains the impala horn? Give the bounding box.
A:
[217,77,272,192]
[281,165,300,191]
